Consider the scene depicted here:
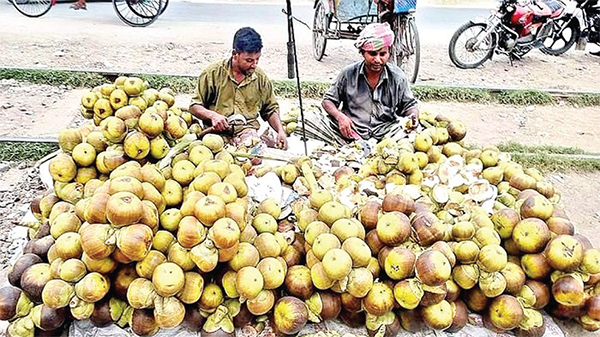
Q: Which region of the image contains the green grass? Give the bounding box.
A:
[2,68,600,107]
[0,68,107,88]
[273,80,331,99]
[566,93,600,107]
[508,153,600,172]
[132,74,197,93]
[497,141,600,172]
[497,141,586,155]
[497,90,555,105]
[413,86,493,103]
[0,142,58,162]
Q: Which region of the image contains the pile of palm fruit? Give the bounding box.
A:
[0,77,599,337]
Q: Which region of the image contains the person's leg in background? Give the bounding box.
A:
[70,0,86,10]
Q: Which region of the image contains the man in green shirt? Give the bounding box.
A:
[189,27,288,150]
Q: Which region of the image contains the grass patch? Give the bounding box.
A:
[273,80,331,99]
[130,76,332,99]
[497,141,586,155]
[413,86,493,103]
[566,93,600,107]
[497,89,555,105]
[3,68,600,107]
[0,68,106,88]
[498,141,600,172]
[0,142,58,162]
[132,74,197,94]
[508,153,600,172]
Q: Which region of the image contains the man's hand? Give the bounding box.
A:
[405,108,419,131]
[276,131,288,150]
[211,114,230,132]
[322,99,361,140]
[266,113,289,150]
[336,114,361,140]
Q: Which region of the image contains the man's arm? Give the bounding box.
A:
[321,69,361,140]
[190,104,229,131]
[258,77,288,150]
[322,99,361,140]
[189,68,230,132]
[405,106,419,131]
[266,112,288,150]
[396,75,420,131]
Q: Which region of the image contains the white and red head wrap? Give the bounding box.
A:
[354,23,395,51]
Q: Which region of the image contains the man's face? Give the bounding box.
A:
[232,51,261,76]
[362,46,390,73]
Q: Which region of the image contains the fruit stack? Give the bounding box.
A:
[0,78,599,337]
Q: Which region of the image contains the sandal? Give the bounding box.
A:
[69,2,86,10]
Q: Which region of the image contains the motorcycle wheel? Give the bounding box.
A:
[449,22,496,69]
[541,17,580,56]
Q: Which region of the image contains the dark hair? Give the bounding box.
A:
[233,27,263,54]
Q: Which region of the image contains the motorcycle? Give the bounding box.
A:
[543,0,600,54]
[448,0,576,68]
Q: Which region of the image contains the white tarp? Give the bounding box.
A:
[68,312,565,337]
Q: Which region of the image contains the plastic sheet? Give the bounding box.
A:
[68,311,565,337]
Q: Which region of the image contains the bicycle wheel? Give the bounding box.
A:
[126,0,161,19]
[393,15,420,84]
[541,17,579,56]
[448,22,496,69]
[113,0,161,27]
[312,1,328,61]
[11,0,52,18]
[158,0,167,15]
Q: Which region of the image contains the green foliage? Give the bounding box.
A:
[498,141,600,172]
[273,80,331,98]
[0,68,106,88]
[497,90,554,105]
[1,68,600,108]
[413,86,492,103]
[497,141,586,155]
[0,142,58,162]
[509,152,600,172]
[132,74,196,93]
[566,93,600,107]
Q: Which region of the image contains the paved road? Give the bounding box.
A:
[7,0,596,93]
[162,1,490,44]
[1,0,491,45]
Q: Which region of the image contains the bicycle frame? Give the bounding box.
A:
[314,0,380,40]
[312,0,420,82]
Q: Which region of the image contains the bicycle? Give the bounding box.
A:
[389,10,420,84]
[11,0,166,27]
[113,0,165,26]
[312,0,420,83]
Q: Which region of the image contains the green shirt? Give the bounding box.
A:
[190,58,279,132]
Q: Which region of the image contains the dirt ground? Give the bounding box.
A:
[1,1,600,335]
